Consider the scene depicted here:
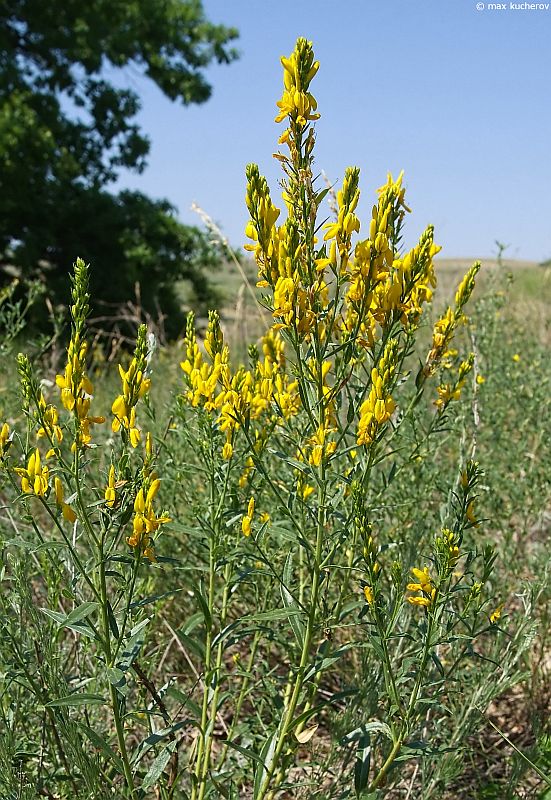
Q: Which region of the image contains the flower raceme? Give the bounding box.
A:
[55,335,105,449]
[275,37,320,129]
[435,353,475,412]
[180,314,299,458]
[424,262,481,377]
[407,567,436,608]
[14,448,77,521]
[56,259,105,449]
[128,478,170,561]
[14,448,49,497]
[37,394,63,449]
[112,325,151,448]
[357,341,398,447]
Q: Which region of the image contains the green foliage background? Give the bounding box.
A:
[0,0,239,336]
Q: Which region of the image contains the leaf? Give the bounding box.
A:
[175,630,205,660]
[106,601,120,639]
[130,588,183,610]
[241,607,303,623]
[131,721,190,765]
[181,612,204,636]
[116,616,151,668]
[223,739,267,768]
[65,602,99,625]
[304,644,351,681]
[342,721,393,745]
[78,723,125,775]
[354,735,371,795]
[40,608,97,639]
[295,724,318,744]
[141,740,177,791]
[46,693,105,708]
[193,585,212,630]
[281,551,306,649]
[106,667,127,693]
[253,731,278,799]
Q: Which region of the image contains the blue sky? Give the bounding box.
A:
[115,0,551,262]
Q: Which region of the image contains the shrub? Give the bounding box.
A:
[0,38,547,800]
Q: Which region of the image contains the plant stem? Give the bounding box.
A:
[98,530,136,798]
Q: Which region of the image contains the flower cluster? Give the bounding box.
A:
[275,37,320,132]
[245,42,329,343]
[14,447,77,522]
[112,324,151,447]
[180,313,299,457]
[435,528,461,574]
[55,259,105,449]
[435,353,474,411]
[424,262,481,376]
[128,477,170,562]
[407,567,436,609]
[357,341,398,446]
[15,448,49,497]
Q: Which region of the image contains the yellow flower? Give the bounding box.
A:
[105,465,117,508]
[0,422,12,458]
[242,496,255,536]
[363,586,374,605]
[489,603,504,624]
[512,353,520,362]
[407,566,436,609]
[14,448,49,497]
[127,477,170,561]
[407,595,432,608]
[300,482,315,501]
[275,40,320,128]
[357,342,397,446]
[112,326,150,448]
[56,335,105,448]
[466,500,478,526]
[54,476,77,523]
[37,396,63,445]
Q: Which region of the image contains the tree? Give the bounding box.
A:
[0,0,238,338]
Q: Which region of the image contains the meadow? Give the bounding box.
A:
[0,38,550,800]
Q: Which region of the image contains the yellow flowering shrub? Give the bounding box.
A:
[0,38,540,800]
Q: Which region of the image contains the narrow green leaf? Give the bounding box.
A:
[141,741,177,791]
[46,693,105,708]
[78,723,125,775]
[65,602,99,625]
[223,739,266,767]
[241,607,303,623]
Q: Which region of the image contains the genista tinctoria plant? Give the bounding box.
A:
[1,259,171,799]
[0,39,518,800]
[175,37,508,800]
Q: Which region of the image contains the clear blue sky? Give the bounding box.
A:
[115,0,551,262]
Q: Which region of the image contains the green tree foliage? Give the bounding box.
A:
[0,0,239,337]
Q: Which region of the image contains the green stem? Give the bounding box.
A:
[98,531,136,798]
[255,453,326,800]
[197,561,232,800]
[368,603,437,792]
[218,628,262,769]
